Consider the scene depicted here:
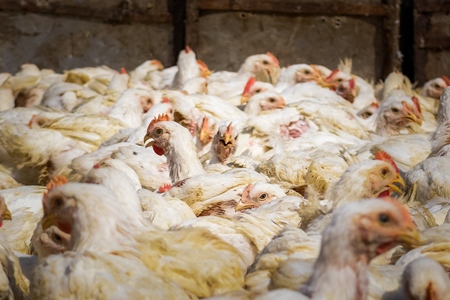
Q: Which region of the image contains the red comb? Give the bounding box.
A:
[27,114,37,129]
[162,97,170,104]
[349,78,355,90]
[442,76,450,86]
[148,114,170,131]
[226,122,233,135]
[43,176,69,206]
[93,163,101,169]
[201,116,209,130]
[411,96,422,115]
[151,60,164,70]
[196,59,208,69]
[326,69,339,82]
[185,45,191,53]
[243,77,256,95]
[240,183,253,203]
[120,67,127,74]
[266,52,279,66]
[371,102,380,109]
[158,183,172,193]
[375,150,399,173]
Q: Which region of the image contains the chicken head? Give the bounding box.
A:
[244,91,286,116]
[241,77,275,104]
[422,76,450,100]
[144,114,172,156]
[330,152,405,208]
[235,182,286,211]
[376,95,423,136]
[240,53,281,84]
[196,116,217,147]
[211,123,239,164]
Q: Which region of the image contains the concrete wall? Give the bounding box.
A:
[0,0,173,73]
[195,12,384,80]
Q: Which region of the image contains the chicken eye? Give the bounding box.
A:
[381,168,389,177]
[255,89,261,93]
[154,128,163,136]
[147,99,152,104]
[259,193,268,201]
[268,98,276,103]
[337,78,343,83]
[391,108,399,113]
[52,197,63,207]
[304,70,311,75]
[262,60,269,65]
[54,233,62,242]
[379,213,390,224]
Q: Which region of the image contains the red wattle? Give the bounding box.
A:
[378,190,390,198]
[153,145,165,156]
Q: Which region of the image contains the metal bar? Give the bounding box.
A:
[415,0,450,13]
[0,0,173,24]
[197,0,389,17]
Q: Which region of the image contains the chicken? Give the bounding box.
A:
[0,196,29,300]
[166,168,268,216]
[208,53,281,99]
[358,94,425,136]
[209,123,239,165]
[247,198,420,299]
[420,76,450,100]
[330,151,405,208]
[171,46,202,89]
[235,182,286,211]
[194,115,218,156]
[274,64,323,93]
[144,114,205,182]
[402,257,450,300]
[32,182,193,300]
[240,77,275,105]
[243,91,286,116]
[41,175,246,298]
[404,157,450,204]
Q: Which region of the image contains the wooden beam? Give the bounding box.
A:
[185,0,200,50]
[415,0,450,13]
[169,0,187,65]
[382,0,402,78]
[0,0,172,24]
[197,0,389,17]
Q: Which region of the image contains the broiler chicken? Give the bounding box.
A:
[0,196,29,300]
[247,198,420,299]
[32,182,193,300]
[41,175,246,298]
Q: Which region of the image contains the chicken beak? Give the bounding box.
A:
[388,174,406,194]
[235,201,254,212]
[316,76,335,89]
[42,214,56,231]
[2,207,11,221]
[223,133,232,146]
[402,102,423,126]
[396,227,422,248]
[144,133,154,147]
[202,69,212,77]
[241,94,250,105]
[199,130,209,144]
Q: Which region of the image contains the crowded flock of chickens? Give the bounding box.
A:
[0,45,449,299]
